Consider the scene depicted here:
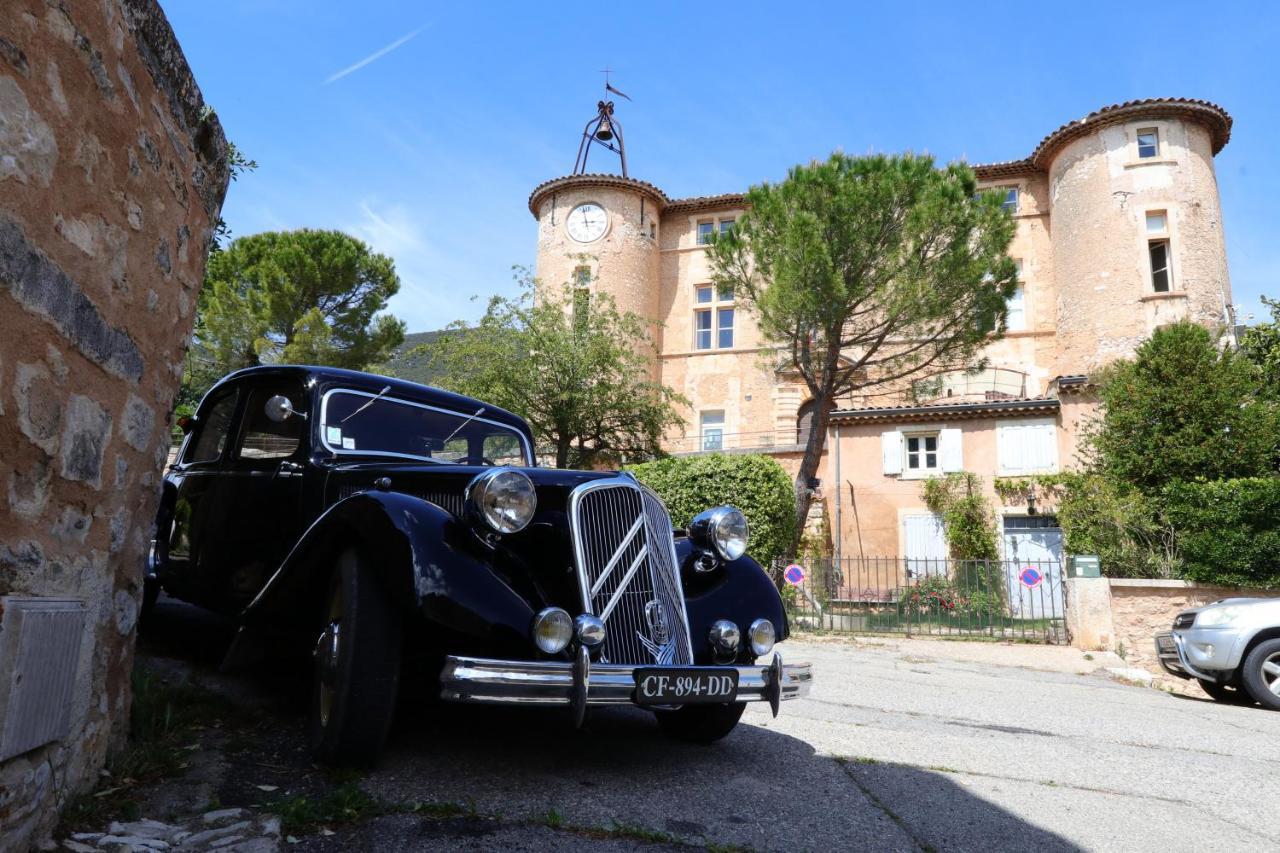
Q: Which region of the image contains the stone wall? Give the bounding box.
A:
[0,1,228,849]
[1099,580,1278,694]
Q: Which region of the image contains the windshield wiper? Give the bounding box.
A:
[439,407,486,446]
[341,385,391,424]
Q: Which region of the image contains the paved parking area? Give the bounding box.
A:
[354,636,1280,852]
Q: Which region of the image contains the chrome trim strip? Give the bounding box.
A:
[598,546,649,622]
[590,514,646,598]
[439,655,813,707]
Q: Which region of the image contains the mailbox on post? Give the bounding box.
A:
[1066,555,1101,578]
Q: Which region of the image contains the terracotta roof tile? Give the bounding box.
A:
[830,397,1060,424]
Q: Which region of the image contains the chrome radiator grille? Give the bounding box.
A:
[568,478,693,666]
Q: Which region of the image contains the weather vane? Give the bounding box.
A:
[573,70,631,177]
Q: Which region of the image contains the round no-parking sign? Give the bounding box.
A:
[784,564,806,586]
[1019,567,1044,588]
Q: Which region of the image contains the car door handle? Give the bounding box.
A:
[274,460,304,479]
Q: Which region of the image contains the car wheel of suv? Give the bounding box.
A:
[654,702,746,743]
[1196,678,1254,705]
[1241,639,1280,711]
[309,547,403,766]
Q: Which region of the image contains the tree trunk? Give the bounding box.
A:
[788,400,834,562]
[555,435,571,469]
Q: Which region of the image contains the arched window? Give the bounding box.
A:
[796,401,817,445]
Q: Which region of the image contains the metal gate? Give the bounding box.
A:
[773,556,1067,643]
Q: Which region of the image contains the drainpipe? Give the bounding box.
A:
[833,423,842,563]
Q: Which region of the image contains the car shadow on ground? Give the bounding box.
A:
[140,596,1084,852]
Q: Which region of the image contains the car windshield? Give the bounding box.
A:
[319,388,531,466]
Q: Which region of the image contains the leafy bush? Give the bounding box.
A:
[922,472,999,561]
[1163,478,1280,589]
[1052,473,1179,579]
[626,453,796,568]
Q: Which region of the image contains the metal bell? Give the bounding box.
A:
[594,116,614,141]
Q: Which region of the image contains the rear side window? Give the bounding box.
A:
[236,386,306,461]
[186,393,238,464]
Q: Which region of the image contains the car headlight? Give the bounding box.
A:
[1195,606,1247,628]
[466,468,537,534]
[689,506,750,561]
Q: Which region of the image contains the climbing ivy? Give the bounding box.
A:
[922,472,1000,562]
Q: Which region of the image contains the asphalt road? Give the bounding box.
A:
[137,600,1280,852]
[353,637,1280,852]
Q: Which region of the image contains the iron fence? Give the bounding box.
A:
[772,556,1066,643]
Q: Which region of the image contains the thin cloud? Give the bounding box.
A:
[324,26,425,85]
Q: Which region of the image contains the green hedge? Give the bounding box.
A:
[626,454,796,568]
[1163,478,1280,589]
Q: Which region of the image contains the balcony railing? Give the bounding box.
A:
[665,428,806,455]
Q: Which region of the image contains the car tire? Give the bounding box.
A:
[308,547,403,766]
[1196,678,1254,705]
[1240,639,1280,711]
[654,702,747,743]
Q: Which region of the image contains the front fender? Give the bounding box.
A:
[242,491,538,657]
[679,545,789,665]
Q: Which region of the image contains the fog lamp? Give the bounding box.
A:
[709,619,741,654]
[533,607,573,654]
[575,614,606,647]
[749,618,776,656]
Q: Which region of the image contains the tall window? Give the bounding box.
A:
[694,283,734,350]
[719,219,735,235]
[695,309,712,349]
[700,411,725,451]
[696,221,715,245]
[1137,128,1159,159]
[1006,285,1026,331]
[1001,187,1019,213]
[1146,210,1171,293]
[718,308,735,348]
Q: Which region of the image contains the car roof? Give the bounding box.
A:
[210,364,533,436]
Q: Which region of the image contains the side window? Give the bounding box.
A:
[483,433,525,466]
[185,393,238,464]
[235,386,306,461]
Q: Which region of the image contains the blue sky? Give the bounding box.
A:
[164,1,1278,332]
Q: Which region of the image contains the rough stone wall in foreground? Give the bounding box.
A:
[0,1,229,848]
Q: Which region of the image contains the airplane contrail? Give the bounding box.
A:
[324,26,425,85]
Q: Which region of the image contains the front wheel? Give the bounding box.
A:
[654,702,746,743]
[309,547,403,766]
[1197,678,1254,705]
[1241,639,1280,711]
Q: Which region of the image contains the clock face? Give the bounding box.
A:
[567,203,608,243]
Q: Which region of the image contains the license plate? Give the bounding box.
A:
[633,667,739,706]
[1157,635,1176,652]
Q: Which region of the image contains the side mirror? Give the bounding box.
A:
[265,395,306,423]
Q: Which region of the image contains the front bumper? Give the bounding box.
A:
[1155,630,1240,681]
[440,650,812,723]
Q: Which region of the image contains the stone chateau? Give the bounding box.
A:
[530,98,1235,570]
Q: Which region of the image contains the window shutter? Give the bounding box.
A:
[881,431,903,475]
[998,420,1057,475]
[939,428,963,472]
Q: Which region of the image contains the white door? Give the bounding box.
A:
[903,514,948,579]
[1002,517,1064,618]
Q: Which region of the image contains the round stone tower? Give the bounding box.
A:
[528,101,669,379]
[1042,99,1233,375]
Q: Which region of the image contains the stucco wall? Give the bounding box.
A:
[1107,581,1280,694]
[0,2,228,848]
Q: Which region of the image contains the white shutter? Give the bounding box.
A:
[998,419,1057,474]
[939,428,963,472]
[881,430,903,475]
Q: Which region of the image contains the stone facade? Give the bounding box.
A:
[530,99,1235,563]
[0,2,228,849]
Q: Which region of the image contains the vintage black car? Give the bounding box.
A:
[148,365,811,764]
